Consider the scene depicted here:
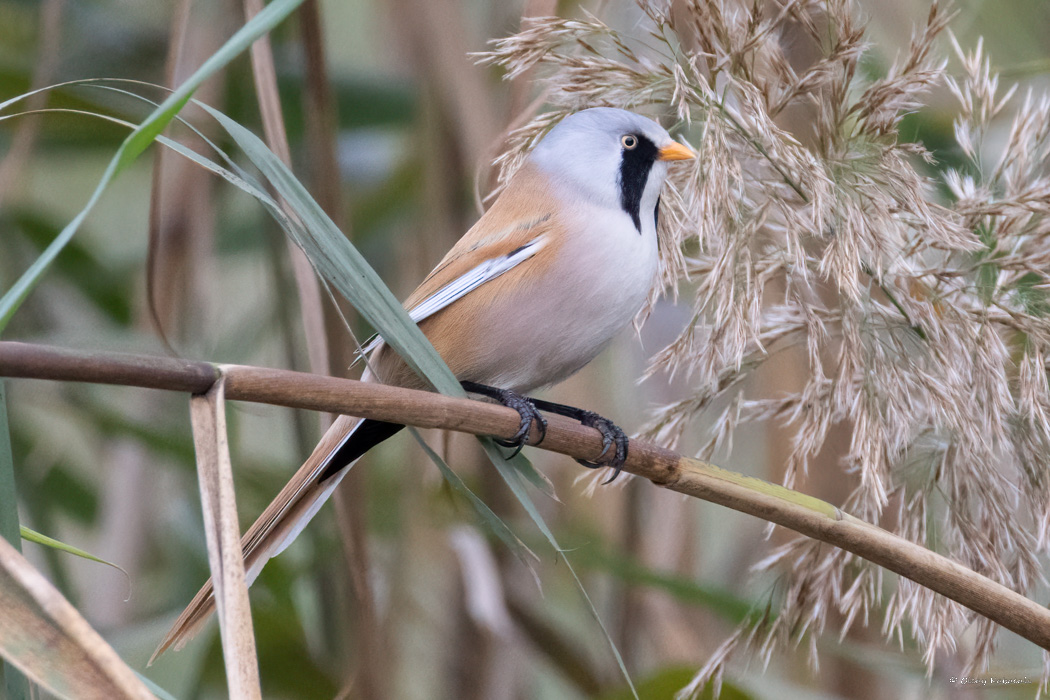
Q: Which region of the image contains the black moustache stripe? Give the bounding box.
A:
[618,134,659,233]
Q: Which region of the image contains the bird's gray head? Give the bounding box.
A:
[529,107,694,232]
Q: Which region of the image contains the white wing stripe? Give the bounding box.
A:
[356,235,547,358]
[408,235,547,323]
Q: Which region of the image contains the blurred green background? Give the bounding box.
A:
[1,0,1049,698]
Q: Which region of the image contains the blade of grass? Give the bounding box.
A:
[572,540,757,624]
[20,526,130,582]
[199,105,465,393]
[0,101,286,228]
[480,434,637,696]
[0,0,306,332]
[0,380,28,700]
[409,428,539,579]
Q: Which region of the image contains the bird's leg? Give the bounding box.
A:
[461,381,628,484]
[461,381,547,458]
[527,397,629,484]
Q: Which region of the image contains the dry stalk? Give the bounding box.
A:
[187,378,262,699]
[2,340,1050,657]
[0,535,153,700]
[243,0,330,379]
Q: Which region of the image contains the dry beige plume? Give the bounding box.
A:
[480,0,1050,695]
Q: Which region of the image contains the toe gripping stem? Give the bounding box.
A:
[461,382,629,484]
[461,381,546,458]
[530,398,629,484]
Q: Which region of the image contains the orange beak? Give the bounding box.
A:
[657,142,696,161]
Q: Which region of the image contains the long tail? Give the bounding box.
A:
[149,414,403,664]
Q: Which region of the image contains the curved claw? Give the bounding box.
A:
[482,388,546,457]
[574,411,629,483]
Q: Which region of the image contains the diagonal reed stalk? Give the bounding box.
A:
[3,339,1050,654]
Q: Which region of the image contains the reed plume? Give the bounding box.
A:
[480,1,1050,694]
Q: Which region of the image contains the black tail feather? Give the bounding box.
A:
[318,419,404,482]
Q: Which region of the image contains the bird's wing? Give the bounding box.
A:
[406,235,548,324]
[404,164,563,313]
[356,223,552,357]
[359,168,563,359]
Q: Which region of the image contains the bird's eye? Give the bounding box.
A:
[621,134,638,150]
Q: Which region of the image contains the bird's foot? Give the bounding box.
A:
[528,398,629,484]
[574,411,629,480]
[461,381,547,458]
[461,383,629,482]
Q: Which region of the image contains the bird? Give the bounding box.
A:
[151,107,694,661]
